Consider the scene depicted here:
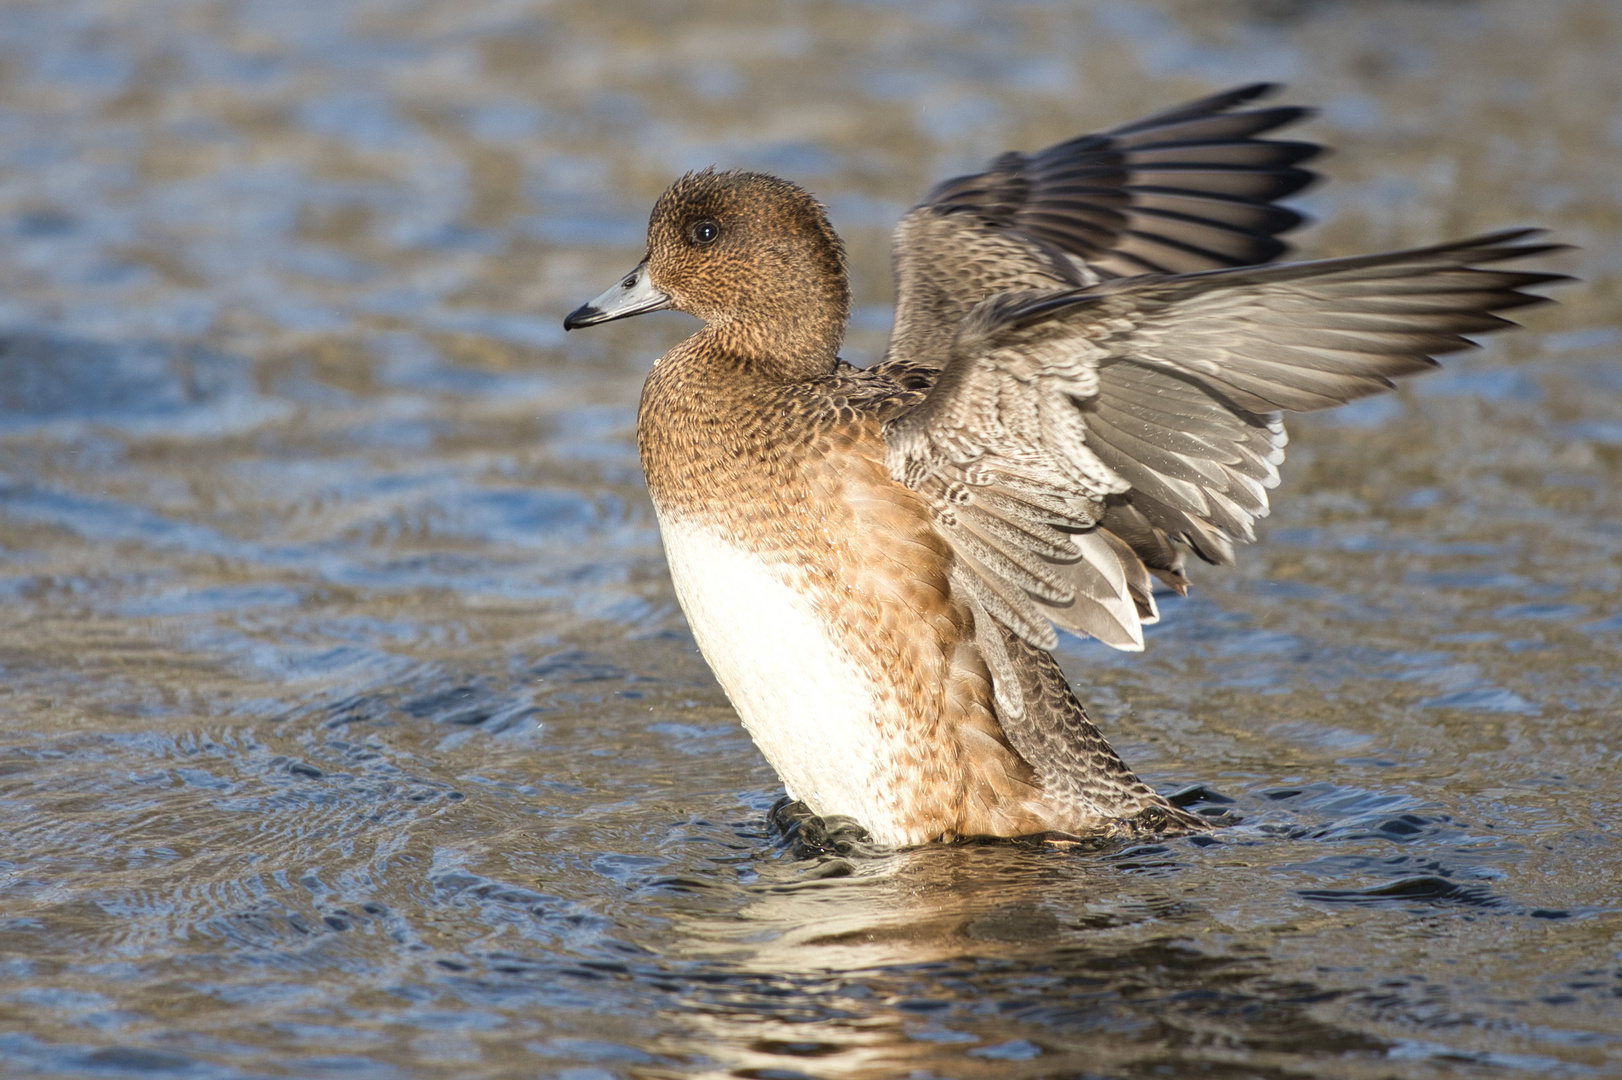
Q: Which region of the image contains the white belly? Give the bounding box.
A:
[655,512,903,838]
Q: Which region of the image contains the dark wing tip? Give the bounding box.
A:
[1013,88,1322,275]
[1443,227,1577,260]
[1108,83,1290,132]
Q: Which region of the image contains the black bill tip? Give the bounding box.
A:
[563,304,603,331]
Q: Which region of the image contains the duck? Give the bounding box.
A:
[563,84,1565,848]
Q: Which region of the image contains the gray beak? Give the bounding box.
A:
[563,261,672,330]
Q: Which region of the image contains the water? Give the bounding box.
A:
[0,1,1619,1076]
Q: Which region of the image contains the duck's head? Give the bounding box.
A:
[564,169,850,366]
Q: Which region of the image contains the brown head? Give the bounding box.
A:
[564,169,851,379]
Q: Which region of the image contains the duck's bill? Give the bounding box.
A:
[563,261,672,329]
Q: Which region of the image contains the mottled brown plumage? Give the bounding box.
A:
[563,85,1567,847]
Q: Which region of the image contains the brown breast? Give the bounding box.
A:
[638,336,1055,842]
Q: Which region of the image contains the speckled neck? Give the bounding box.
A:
[636,331,834,530]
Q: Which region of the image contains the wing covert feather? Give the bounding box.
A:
[882,229,1568,718]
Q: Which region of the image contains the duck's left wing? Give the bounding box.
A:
[882,85,1321,370]
[919,82,1319,278]
[882,230,1567,718]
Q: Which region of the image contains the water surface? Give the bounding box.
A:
[1,1,1620,1077]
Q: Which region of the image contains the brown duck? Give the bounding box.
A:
[564,84,1564,847]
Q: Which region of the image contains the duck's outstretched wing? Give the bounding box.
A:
[925,82,1320,276]
[882,230,1568,718]
[883,84,1321,367]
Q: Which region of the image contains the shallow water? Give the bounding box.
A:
[0,1,1619,1077]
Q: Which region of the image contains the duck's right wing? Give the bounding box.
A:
[884,84,1322,366]
[882,230,1568,719]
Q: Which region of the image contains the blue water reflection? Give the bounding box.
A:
[0,1,1616,1078]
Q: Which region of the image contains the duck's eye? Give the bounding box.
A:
[690,220,720,245]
